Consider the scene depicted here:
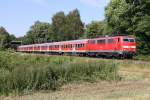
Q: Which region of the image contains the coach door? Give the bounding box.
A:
[72,44,75,52]
[107,38,115,51]
[115,38,121,51]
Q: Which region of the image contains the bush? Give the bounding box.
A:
[0,52,119,95]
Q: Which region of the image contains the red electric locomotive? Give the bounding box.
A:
[17,35,136,58]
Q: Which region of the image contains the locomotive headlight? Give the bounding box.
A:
[130,46,136,49]
[123,46,136,49]
[123,46,130,48]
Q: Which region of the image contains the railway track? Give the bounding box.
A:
[18,52,150,65]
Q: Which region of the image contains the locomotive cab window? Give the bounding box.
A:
[123,38,129,42]
[123,38,135,43]
[129,39,135,42]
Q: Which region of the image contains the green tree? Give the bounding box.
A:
[0,27,11,49]
[24,21,51,44]
[86,21,105,38]
[51,12,66,41]
[86,21,113,38]
[105,0,131,34]
[9,34,16,41]
[65,9,84,40]
[51,9,84,41]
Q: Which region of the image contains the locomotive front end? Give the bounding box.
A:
[122,36,136,58]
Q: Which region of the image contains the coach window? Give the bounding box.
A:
[79,44,81,48]
[123,38,129,42]
[75,44,78,48]
[42,46,45,49]
[76,44,78,48]
[97,39,105,44]
[68,44,71,48]
[78,44,80,48]
[82,44,85,47]
[89,40,95,44]
[108,39,114,43]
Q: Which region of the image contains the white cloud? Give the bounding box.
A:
[79,0,110,8]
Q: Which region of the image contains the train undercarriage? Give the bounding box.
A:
[22,51,136,59]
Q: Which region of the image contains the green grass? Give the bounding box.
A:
[0,51,119,96]
[134,55,150,61]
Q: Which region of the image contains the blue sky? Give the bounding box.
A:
[0,0,110,37]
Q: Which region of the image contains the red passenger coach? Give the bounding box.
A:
[17,35,136,58]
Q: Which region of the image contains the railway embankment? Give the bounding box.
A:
[0,51,119,96]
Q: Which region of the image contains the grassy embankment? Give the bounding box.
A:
[0,51,119,96]
[134,54,150,61]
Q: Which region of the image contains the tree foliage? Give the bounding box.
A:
[86,21,113,38]
[65,9,84,40]
[22,9,84,44]
[23,21,51,44]
[51,11,66,41]
[51,9,84,41]
[0,27,12,49]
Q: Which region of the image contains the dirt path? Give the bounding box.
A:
[2,81,150,100]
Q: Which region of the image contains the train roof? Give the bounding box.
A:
[18,35,135,48]
[18,39,89,47]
